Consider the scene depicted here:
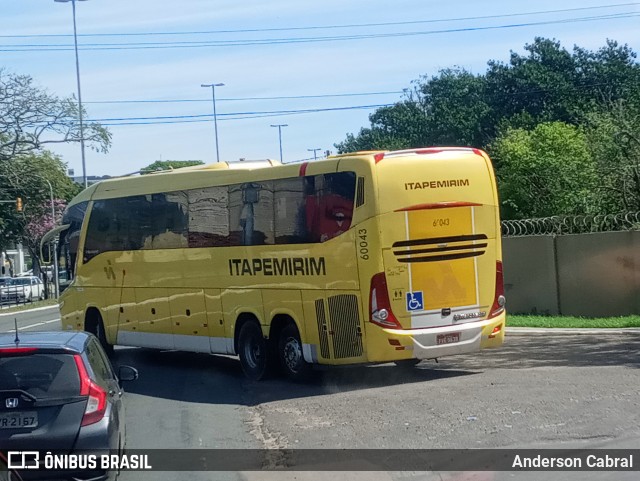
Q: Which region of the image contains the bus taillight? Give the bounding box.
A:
[488,261,506,319]
[369,272,402,329]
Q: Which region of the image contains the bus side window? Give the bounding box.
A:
[274,177,307,244]
[305,172,356,243]
[187,186,230,247]
[141,192,189,249]
[229,181,274,246]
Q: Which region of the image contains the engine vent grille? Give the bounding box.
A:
[314,299,330,360]
[327,294,363,359]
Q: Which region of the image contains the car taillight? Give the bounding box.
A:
[488,261,506,319]
[369,272,402,329]
[73,355,107,427]
[0,347,38,356]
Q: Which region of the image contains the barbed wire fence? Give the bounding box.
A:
[501,212,640,237]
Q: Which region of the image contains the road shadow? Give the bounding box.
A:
[444,333,640,371]
[114,333,639,405]
[114,347,476,405]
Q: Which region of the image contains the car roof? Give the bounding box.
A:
[0,330,90,353]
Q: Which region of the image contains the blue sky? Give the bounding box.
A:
[1,0,639,176]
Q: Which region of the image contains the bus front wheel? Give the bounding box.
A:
[87,310,114,357]
[238,321,271,381]
[278,323,312,381]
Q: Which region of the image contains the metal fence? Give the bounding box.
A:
[0,279,53,309]
[501,212,640,237]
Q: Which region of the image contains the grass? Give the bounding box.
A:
[0,298,59,315]
[507,314,640,328]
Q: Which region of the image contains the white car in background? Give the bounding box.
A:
[0,276,45,303]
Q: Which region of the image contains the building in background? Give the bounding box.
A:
[1,243,27,276]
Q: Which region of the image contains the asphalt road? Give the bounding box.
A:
[0,305,59,334]
[2,307,639,481]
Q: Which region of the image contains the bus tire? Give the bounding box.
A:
[278,323,312,381]
[87,310,114,357]
[238,321,271,381]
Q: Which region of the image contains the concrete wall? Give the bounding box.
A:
[502,231,639,317]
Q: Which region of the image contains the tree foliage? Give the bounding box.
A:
[492,122,599,219]
[0,151,80,262]
[140,160,205,174]
[0,69,111,162]
[335,37,640,218]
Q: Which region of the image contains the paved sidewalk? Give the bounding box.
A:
[507,326,640,335]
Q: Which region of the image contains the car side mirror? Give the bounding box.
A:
[118,365,138,383]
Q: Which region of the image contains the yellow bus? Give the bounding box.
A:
[51,147,505,380]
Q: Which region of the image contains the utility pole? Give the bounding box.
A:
[307,148,322,161]
[270,124,288,162]
[201,83,225,162]
[54,0,89,188]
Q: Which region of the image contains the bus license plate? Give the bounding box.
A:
[0,412,38,429]
[437,333,460,345]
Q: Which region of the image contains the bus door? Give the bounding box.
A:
[170,289,217,353]
[135,287,172,349]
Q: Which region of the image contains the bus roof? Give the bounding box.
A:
[65,147,487,207]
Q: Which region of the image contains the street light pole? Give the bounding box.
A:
[55,0,88,189]
[270,124,288,162]
[40,178,60,299]
[201,83,225,162]
[307,148,322,161]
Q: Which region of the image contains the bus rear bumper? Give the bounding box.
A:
[383,313,506,360]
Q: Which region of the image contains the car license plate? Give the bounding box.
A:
[0,412,38,429]
[437,332,461,345]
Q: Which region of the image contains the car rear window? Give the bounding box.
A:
[0,353,80,398]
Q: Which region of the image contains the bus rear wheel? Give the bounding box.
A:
[278,323,312,381]
[238,321,271,381]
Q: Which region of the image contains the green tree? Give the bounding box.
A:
[336,38,640,152]
[585,99,640,212]
[335,101,426,153]
[485,38,579,128]
[0,69,111,162]
[422,68,491,146]
[0,151,80,265]
[140,160,204,174]
[491,122,600,219]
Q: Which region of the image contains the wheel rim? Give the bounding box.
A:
[283,336,302,374]
[243,332,263,370]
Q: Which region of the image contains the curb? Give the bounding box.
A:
[507,327,640,335]
[0,304,60,318]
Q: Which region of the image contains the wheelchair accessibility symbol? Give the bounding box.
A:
[406,291,424,312]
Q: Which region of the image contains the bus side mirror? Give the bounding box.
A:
[40,224,70,265]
